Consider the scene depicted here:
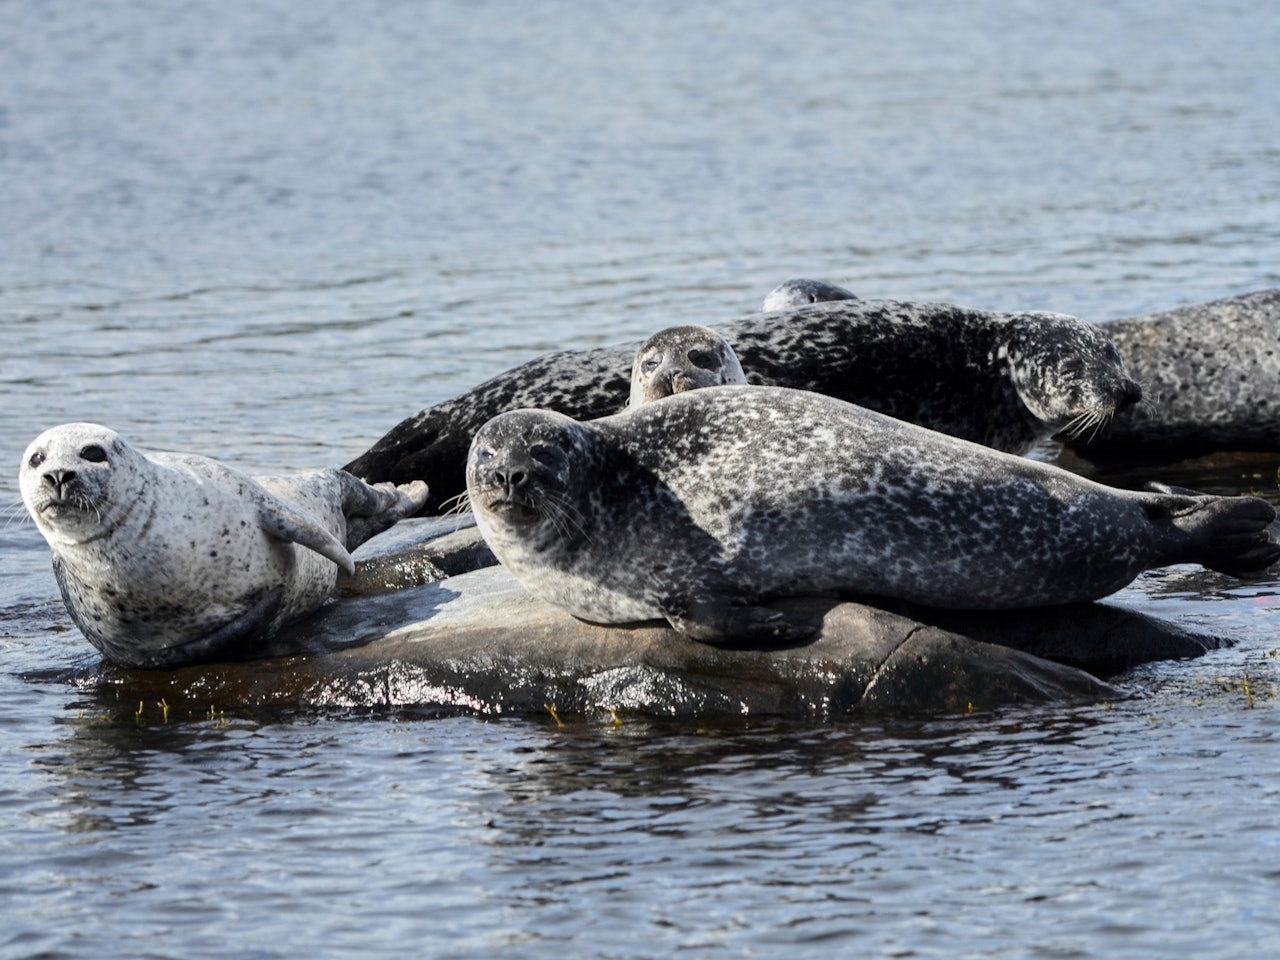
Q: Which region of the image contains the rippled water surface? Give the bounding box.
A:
[3,1,1280,957]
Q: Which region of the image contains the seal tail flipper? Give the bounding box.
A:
[1143,482,1280,576]
[338,473,430,550]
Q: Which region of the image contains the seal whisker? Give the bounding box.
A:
[438,491,474,530]
[543,491,591,545]
[2,500,35,530]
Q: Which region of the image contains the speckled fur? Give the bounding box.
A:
[1067,289,1280,457]
[467,387,1277,643]
[761,278,858,311]
[20,423,426,668]
[348,298,1141,512]
[628,325,746,406]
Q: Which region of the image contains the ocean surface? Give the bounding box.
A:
[2,1,1279,957]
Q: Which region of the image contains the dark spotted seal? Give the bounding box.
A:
[629,325,746,406]
[466,387,1277,645]
[761,278,858,311]
[1063,289,1280,461]
[347,299,1141,512]
[20,422,428,668]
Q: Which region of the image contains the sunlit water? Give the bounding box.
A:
[2,1,1279,957]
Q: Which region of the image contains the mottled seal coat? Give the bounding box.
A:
[761,278,858,311]
[20,423,428,668]
[466,387,1277,644]
[1065,289,1280,460]
[628,325,746,406]
[348,299,1141,512]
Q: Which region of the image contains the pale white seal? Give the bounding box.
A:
[20,422,428,668]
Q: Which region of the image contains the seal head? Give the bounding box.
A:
[1002,313,1144,445]
[629,325,747,406]
[762,279,858,311]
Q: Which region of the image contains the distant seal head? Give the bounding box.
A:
[467,387,1275,645]
[1064,289,1280,461]
[348,298,1141,512]
[20,422,428,668]
[628,325,746,406]
[762,278,858,311]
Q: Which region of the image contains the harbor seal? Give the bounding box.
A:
[466,386,1277,645]
[348,299,1141,512]
[761,278,858,311]
[628,325,746,406]
[20,422,429,668]
[1063,289,1280,461]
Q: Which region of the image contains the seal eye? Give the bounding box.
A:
[640,357,661,375]
[529,444,559,466]
[80,444,108,463]
[28,451,46,468]
[688,349,717,371]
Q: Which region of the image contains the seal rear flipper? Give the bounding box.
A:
[1143,483,1280,576]
[664,599,818,648]
[256,497,356,575]
[338,473,431,550]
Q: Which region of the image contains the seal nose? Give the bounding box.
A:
[44,469,77,498]
[1120,378,1143,407]
[495,467,526,491]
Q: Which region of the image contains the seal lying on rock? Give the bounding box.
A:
[629,325,746,406]
[1065,289,1280,461]
[20,422,428,668]
[761,278,858,311]
[348,299,1141,512]
[466,386,1277,645]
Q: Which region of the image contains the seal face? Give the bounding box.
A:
[349,298,1142,512]
[628,325,746,406]
[1065,289,1280,459]
[761,278,858,311]
[20,423,427,668]
[467,387,1276,645]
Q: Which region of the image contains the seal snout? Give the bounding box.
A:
[41,468,81,504]
[493,464,529,495]
[1120,377,1142,407]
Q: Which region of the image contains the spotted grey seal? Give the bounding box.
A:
[348,299,1141,513]
[20,422,428,668]
[466,386,1276,645]
[1063,289,1280,461]
[628,325,746,406]
[761,278,858,311]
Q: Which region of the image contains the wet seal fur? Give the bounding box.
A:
[1065,289,1280,461]
[629,325,746,406]
[20,422,428,668]
[349,298,1141,512]
[762,278,858,311]
[466,386,1277,645]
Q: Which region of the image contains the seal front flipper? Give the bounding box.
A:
[255,494,356,575]
[663,598,818,648]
